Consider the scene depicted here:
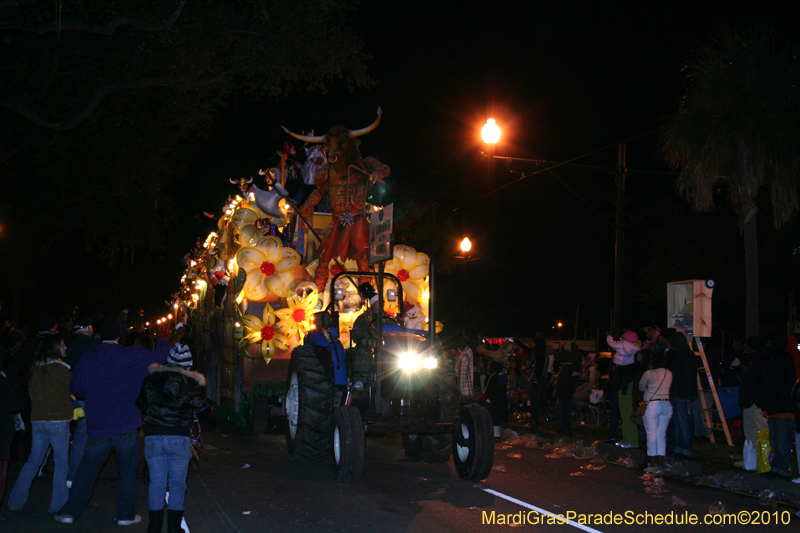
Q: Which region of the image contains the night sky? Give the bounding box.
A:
[4,2,799,339]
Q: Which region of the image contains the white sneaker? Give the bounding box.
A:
[65,480,72,488]
[617,442,635,449]
[117,514,142,526]
[792,477,800,484]
[54,515,74,524]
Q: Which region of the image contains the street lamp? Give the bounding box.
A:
[481,118,500,144]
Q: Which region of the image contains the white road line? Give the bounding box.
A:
[482,488,606,533]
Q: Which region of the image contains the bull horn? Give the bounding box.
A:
[350,107,382,137]
[281,125,326,143]
[246,177,253,183]
[229,178,238,184]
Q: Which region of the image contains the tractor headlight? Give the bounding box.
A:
[397,352,421,371]
[422,356,438,369]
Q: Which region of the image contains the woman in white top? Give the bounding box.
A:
[638,352,673,471]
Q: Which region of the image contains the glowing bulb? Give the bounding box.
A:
[422,289,430,300]
[481,118,500,144]
[168,314,173,319]
[235,322,241,328]
[460,237,472,253]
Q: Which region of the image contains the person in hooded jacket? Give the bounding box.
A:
[137,349,209,533]
[666,330,699,459]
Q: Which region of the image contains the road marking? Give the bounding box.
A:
[482,488,605,533]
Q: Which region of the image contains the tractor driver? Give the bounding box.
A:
[350,283,381,385]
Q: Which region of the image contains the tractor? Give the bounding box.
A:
[284,270,494,482]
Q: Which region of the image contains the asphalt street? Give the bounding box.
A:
[1,423,798,532]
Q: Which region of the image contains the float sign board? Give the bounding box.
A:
[369,204,393,264]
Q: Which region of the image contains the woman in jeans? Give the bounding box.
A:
[639,352,673,472]
[8,335,72,513]
[137,351,208,533]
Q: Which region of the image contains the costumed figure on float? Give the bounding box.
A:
[283,108,390,291]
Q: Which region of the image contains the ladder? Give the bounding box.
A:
[694,337,733,446]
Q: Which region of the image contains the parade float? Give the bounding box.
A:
[168,110,494,482]
[171,109,433,424]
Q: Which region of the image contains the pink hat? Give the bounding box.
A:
[622,330,638,343]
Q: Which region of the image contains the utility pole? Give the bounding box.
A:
[613,144,627,336]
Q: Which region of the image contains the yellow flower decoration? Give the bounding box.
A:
[237,225,261,247]
[239,303,290,362]
[385,245,429,302]
[236,236,300,301]
[231,207,259,233]
[275,291,320,340]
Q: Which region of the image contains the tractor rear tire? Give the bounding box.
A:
[332,406,365,483]
[453,403,494,480]
[285,344,335,461]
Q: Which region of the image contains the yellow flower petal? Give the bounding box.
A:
[261,340,274,359]
[273,333,290,351]
[243,331,262,344]
[275,247,301,272]
[236,246,266,272]
[244,270,269,301]
[395,245,417,271]
[238,225,261,247]
[266,274,292,298]
[258,235,283,264]
[240,314,263,332]
[232,208,258,232]
[261,304,276,326]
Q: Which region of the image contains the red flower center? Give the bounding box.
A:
[292,308,306,323]
[260,325,275,341]
[260,261,276,276]
[397,269,410,282]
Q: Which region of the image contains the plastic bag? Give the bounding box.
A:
[742,439,757,471]
[756,428,771,474]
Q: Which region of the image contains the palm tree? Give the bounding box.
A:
[661,26,800,337]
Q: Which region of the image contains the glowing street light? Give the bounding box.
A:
[481,118,500,144]
[460,237,472,253]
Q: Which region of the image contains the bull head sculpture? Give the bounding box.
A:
[281,108,382,166]
[229,176,253,194]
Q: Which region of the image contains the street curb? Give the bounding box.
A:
[503,424,800,508]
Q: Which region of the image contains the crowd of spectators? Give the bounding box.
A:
[451,325,800,480]
[0,306,209,532]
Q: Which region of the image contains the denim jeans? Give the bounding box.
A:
[144,435,192,511]
[68,401,87,482]
[57,429,139,521]
[670,397,694,457]
[8,420,70,513]
[767,417,794,477]
[643,400,672,456]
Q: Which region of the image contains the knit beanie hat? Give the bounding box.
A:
[167,343,193,368]
[98,316,122,341]
[622,330,638,344]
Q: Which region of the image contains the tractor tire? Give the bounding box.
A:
[285,344,335,462]
[332,405,365,483]
[453,403,494,480]
[402,433,422,459]
[419,433,452,463]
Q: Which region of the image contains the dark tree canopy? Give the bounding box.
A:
[0,0,372,316]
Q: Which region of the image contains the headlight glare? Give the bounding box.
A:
[397,352,421,370]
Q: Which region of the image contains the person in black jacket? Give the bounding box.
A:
[666,331,699,459]
[755,334,796,478]
[137,355,208,533]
